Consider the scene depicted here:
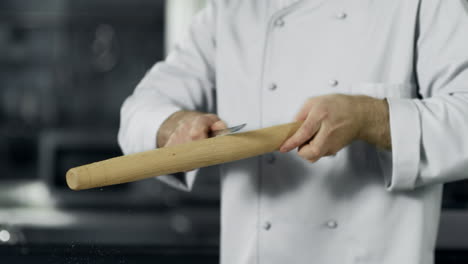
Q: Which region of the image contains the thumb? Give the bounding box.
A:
[211,120,228,130]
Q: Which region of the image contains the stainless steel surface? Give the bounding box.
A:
[0,207,219,245]
[437,211,468,249]
[210,123,246,137]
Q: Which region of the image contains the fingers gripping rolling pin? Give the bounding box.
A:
[66,121,302,191]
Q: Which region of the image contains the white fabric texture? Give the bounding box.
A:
[118,0,468,263]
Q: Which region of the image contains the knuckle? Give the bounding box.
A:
[326,128,335,137]
[189,129,202,139]
[309,146,322,158]
[297,146,318,160]
[178,120,189,129]
[323,130,334,140]
[173,127,183,136]
[330,148,339,156]
[301,122,313,133]
[293,138,305,148]
[298,150,308,160]
[297,130,310,141]
[318,108,329,119]
[289,138,298,147]
[193,116,204,124]
[203,114,219,125]
[205,113,219,120]
[183,122,192,130]
[170,130,180,138]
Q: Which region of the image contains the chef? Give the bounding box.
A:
[118,0,468,263]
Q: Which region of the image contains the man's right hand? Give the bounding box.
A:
[157,111,227,148]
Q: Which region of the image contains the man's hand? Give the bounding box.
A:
[279,94,391,162]
[157,111,227,148]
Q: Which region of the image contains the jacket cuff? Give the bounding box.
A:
[385,98,421,191]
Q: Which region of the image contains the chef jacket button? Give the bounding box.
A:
[326,220,338,229]
[263,221,272,230]
[329,79,339,87]
[268,83,278,91]
[336,12,347,20]
[266,153,276,164]
[274,18,285,27]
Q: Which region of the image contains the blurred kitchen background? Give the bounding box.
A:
[0,0,468,263]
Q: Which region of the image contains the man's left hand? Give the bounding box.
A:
[279,94,391,162]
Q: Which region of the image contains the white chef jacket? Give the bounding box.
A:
[118,0,468,263]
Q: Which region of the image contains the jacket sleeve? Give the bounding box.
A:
[118,1,218,191]
[386,0,468,191]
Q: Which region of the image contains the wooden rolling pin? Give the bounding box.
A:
[66,121,302,191]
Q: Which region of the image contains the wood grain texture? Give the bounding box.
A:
[66,121,302,191]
